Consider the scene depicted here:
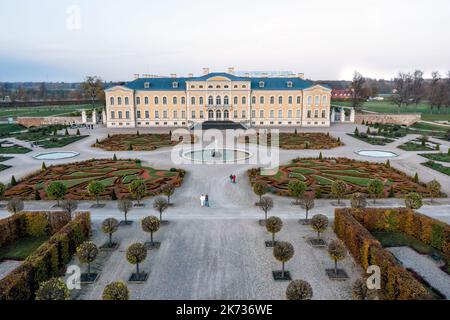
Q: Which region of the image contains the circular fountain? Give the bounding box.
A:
[355,150,398,158]
[33,151,80,160]
[183,148,252,163]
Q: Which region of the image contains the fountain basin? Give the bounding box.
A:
[183,148,252,163]
[33,151,80,160]
[355,150,398,158]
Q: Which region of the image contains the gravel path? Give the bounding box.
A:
[388,247,450,299]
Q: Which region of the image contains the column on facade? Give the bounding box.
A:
[340,109,346,123]
[350,108,355,123]
[331,109,336,123]
[92,110,97,124]
[81,110,87,124]
[102,109,107,124]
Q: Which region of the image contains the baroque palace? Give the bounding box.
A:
[104,68,333,128]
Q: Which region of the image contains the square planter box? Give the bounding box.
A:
[265,241,278,248]
[308,238,327,248]
[160,220,170,226]
[144,241,161,250]
[133,203,145,208]
[326,269,349,281]
[272,271,292,281]
[90,203,106,209]
[128,272,148,284]
[119,220,134,227]
[80,273,100,284]
[100,242,119,251]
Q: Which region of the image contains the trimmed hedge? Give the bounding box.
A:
[0,211,71,250]
[334,208,432,300]
[0,212,90,300]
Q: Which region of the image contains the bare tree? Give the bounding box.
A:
[258,196,274,224]
[411,70,425,111]
[429,71,447,114]
[350,72,366,110]
[80,76,104,108]
[391,72,412,112]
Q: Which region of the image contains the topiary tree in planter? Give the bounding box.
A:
[405,192,423,209]
[273,241,294,280]
[35,278,70,300]
[101,217,119,248]
[286,279,313,300]
[162,183,175,205]
[153,197,169,222]
[266,216,283,247]
[61,199,78,219]
[288,180,307,205]
[102,281,129,300]
[299,195,315,224]
[258,196,274,225]
[46,181,67,206]
[126,243,147,275]
[253,181,268,204]
[328,239,347,275]
[76,241,99,278]
[427,179,441,203]
[129,179,146,206]
[331,180,346,205]
[88,181,105,205]
[367,179,384,204]
[141,216,161,247]
[0,182,5,201]
[310,214,329,240]
[350,192,367,209]
[118,198,133,224]
[7,198,24,215]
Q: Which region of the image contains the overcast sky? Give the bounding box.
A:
[1,0,449,82]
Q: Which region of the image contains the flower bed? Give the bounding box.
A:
[5,159,185,200]
[242,132,343,150]
[93,133,194,151]
[248,157,435,198]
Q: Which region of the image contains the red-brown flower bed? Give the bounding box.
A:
[242,132,343,150]
[5,159,185,200]
[248,157,435,198]
[93,133,195,151]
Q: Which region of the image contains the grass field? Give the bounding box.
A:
[5,159,185,200]
[333,100,450,121]
[0,104,99,118]
[248,157,435,199]
[0,236,48,261]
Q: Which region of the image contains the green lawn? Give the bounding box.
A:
[0,104,100,118]
[398,140,438,151]
[0,236,48,261]
[0,156,13,162]
[36,135,87,148]
[410,122,448,132]
[422,161,450,176]
[419,153,450,163]
[348,134,395,146]
[0,145,32,154]
[0,124,26,136]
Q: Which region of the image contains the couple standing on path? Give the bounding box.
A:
[229,174,237,184]
[200,194,209,207]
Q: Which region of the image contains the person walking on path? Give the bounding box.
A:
[200,194,205,207]
[232,175,237,184]
[229,174,233,183]
[205,194,210,207]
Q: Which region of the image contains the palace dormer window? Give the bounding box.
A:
[216,85,221,89]
[259,81,265,88]
[172,82,179,88]
[242,85,246,88]
[287,81,293,88]
[144,82,150,89]
[234,85,238,88]
[208,85,213,89]
[224,85,229,88]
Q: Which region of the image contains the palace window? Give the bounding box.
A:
[181,110,186,118]
[125,111,130,119]
[216,85,221,89]
[242,96,247,104]
[191,97,195,105]
[173,111,177,119]
[216,96,221,105]
[224,96,229,105]
[200,111,204,119]
[278,96,283,104]
[118,111,122,119]
[136,97,141,105]
[260,110,264,118]
[307,110,311,118]
[234,111,238,119]
[259,81,265,88]
[314,110,319,118]
[288,110,292,118]
[322,110,326,118]
[173,97,177,104]
[111,111,115,119]
[155,97,159,105]
[296,109,301,118]
[270,110,274,118]
[191,85,195,89]
[208,96,214,105]
[136,111,141,118]
[270,96,275,104]
[297,96,301,104]
[315,96,319,106]
[125,97,129,105]
[199,97,204,105]
[199,85,203,88]
[191,111,196,119]
[144,82,150,89]
[322,95,327,105]
[242,110,246,118]
[110,97,114,105]
[145,97,149,105]
[145,111,149,118]
[260,96,264,104]
[208,110,214,119]
[163,97,167,105]
[307,96,312,106]
[216,110,221,119]
[163,110,168,119]
[118,97,122,105]
[288,96,293,104]
[172,82,178,88]
[251,110,256,118]
[252,96,256,104]
[181,97,186,104]
[155,111,159,118]
[224,85,229,89]
[234,96,238,105]
[278,110,282,118]
[287,81,293,88]
[223,110,229,119]
[208,85,213,89]
[242,85,246,88]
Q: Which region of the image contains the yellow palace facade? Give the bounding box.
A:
[104,68,332,128]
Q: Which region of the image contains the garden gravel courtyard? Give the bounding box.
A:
[71,218,360,300]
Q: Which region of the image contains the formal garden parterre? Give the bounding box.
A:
[4,159,185,200]
[248,157,439,199]
[93,133,195,151]
[241,132,343,150]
